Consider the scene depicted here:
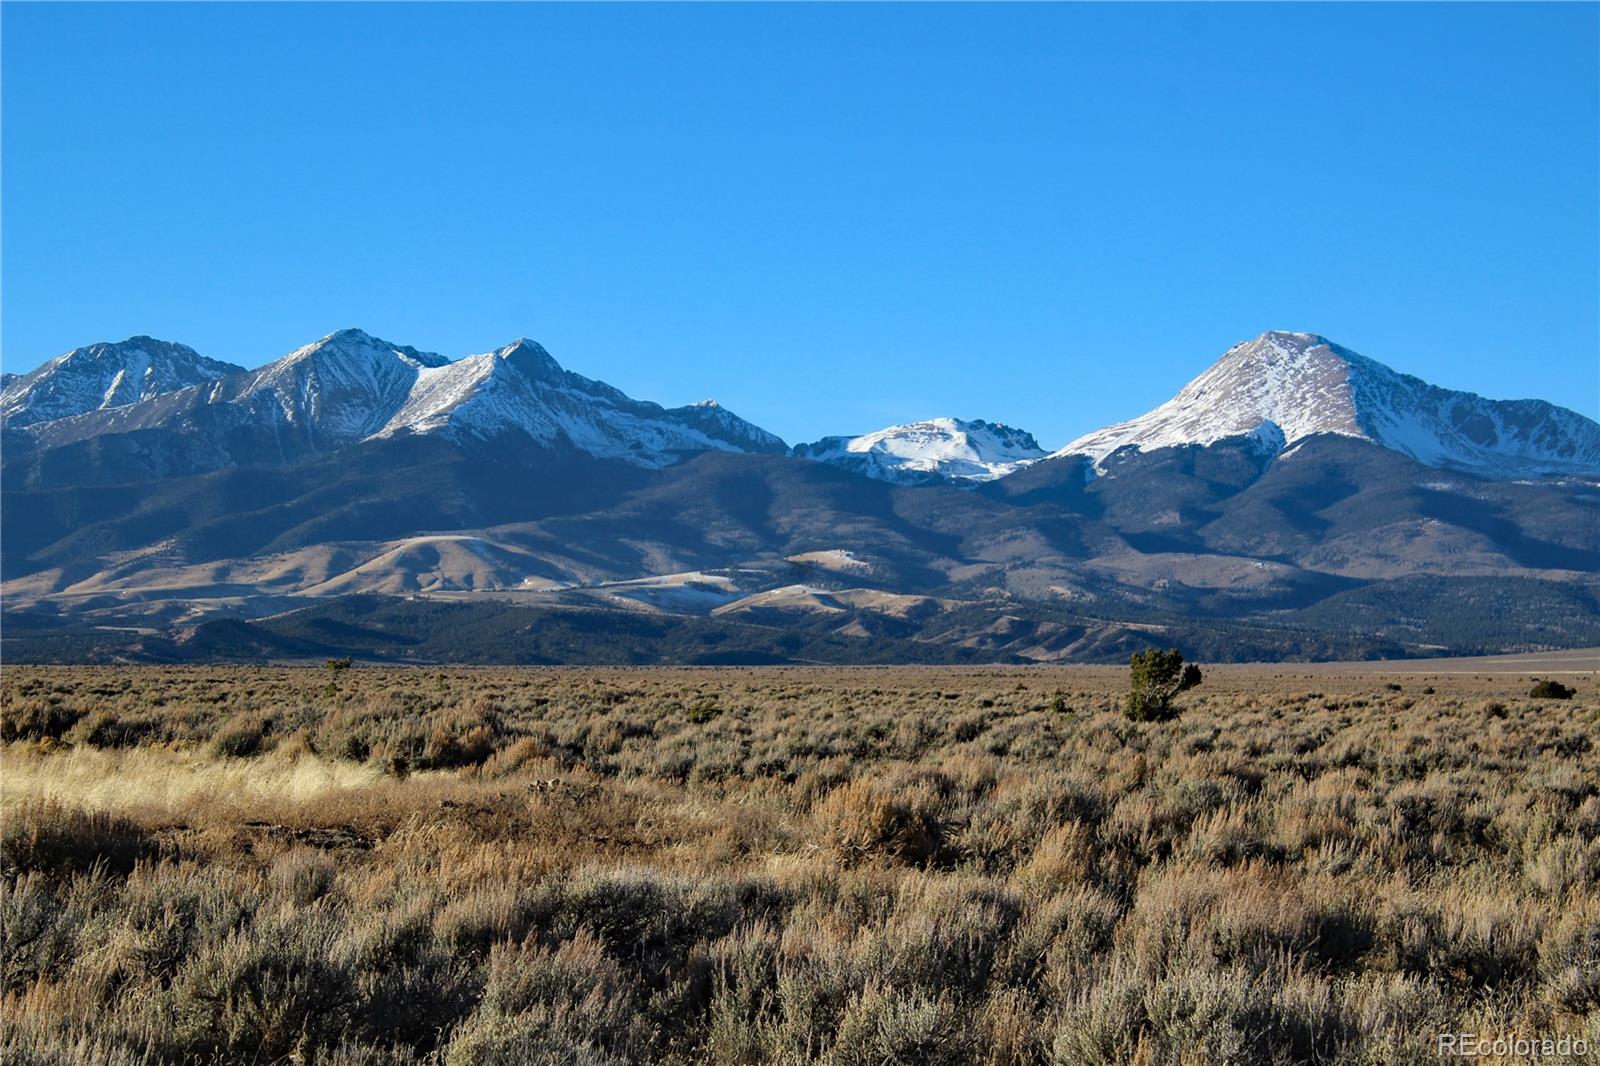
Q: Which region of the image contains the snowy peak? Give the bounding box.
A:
[494,338,563,380]
[795,417,1046,483]
[1058,331,1363,462]
[1055,331,1600,478]
[1,336,244,428]
[240,329,452,443]
[371,337,787,464]
[275,328,450,373]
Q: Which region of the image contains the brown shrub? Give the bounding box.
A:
[1,802,155,877]
[813,779,944,867]
[1,698,84,742]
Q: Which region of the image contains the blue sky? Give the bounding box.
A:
[3,2,1596,445]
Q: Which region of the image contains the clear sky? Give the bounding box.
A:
[3,2,1596,446]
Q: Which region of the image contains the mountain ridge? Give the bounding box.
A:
[4,325,1597,663]
[7,327,1597,485]
[7,328,786,477]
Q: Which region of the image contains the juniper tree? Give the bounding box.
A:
[1126,648,1202,721]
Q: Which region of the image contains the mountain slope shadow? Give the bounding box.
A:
[1415,488,1600,571]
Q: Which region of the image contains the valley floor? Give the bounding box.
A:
[2,664,1597,1063]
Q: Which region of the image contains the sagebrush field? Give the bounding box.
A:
[2,663,1597,1064]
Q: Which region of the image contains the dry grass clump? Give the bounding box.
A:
[1,663,1597,1062]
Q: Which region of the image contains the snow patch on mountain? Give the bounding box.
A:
[1055,331,1600,478]
[795,418,1046,483]
[1,337,244,428]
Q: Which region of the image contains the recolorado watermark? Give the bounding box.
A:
[1438,1033,1591,1058]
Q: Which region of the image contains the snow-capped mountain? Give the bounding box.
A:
[10,327,1596,488]
[17,329,784,472]
[231,328,453,444]
[1,337,244,428]
[1055,331,1600,478]
[371,338,786,463]
[794,417,1046,483]
[18,329,454,462]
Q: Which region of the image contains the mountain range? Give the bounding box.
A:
[4,328,1597,665]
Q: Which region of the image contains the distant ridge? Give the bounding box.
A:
[793,417,1045,483]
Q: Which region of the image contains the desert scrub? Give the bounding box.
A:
[0,697,84,742]
[211,712,273,758]
[812,778,946,866]
[1,663,1597,1063]
[1,801,156,877]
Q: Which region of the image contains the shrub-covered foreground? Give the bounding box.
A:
[1,664,1597,1063]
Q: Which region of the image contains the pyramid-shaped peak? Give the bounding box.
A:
[313,327,407,352]
[300,328,399,356]
[1255,330,1330,346]
[1205,332,1429,414]
[1054,332,1369,464]
[494,338,563,378]
[1219,331,1346,363]
[497,337,554,357]
[289,329,450,369]
[1054,331,1600,478]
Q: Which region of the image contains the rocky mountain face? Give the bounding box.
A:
[793,418,1046,483]
[3,328,1597,663]
[0,337,244,428]
[1055,331,1600,478]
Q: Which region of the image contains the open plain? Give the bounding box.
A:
[2,660,1597,1063]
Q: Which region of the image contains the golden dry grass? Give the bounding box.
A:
[1,663,1597,1063]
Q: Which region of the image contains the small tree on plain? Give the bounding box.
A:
[1126,648,1202,721]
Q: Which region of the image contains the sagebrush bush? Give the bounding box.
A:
[1,697,85,742]
[211,712,271,758]
[813,778,945,867]
[1,802,155,877]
